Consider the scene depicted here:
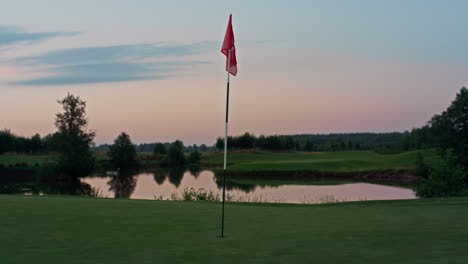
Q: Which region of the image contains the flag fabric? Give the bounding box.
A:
[221,14,237,76]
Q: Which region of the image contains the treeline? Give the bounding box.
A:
[100,130,438,154]
[215,133,295,151]
[214,131,435,152]
[93,142,212,153]
[0,130,62,154]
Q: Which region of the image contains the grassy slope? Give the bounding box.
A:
[0,195,467,264]
[202,149,440,173]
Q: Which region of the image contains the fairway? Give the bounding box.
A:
[1,195,467,264]
[202,149,440,173]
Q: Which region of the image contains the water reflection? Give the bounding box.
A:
[1,169,418,204]
[214,178,256,193]
[0,178,99,197]
[167,167,184,187]
[153,171,166,185]
[79,170,417,203]
[107,172,137,198]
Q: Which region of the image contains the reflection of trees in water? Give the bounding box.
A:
[153,171,167,185]
[107,172,137,198]
[215,178,256,193]
[39,179,96,196]
[151,168,185,187]
[168,167,185,187]
[1,175,103,197]
[188,165,201,178]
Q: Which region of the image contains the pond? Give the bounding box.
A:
[0,170,417,204]
[80,170,416,204]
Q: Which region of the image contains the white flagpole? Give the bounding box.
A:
[221,49,231,238]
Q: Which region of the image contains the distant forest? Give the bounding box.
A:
[0,129,433,155]
[213,129,433,152]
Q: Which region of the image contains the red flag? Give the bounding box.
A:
[221,14,237,76]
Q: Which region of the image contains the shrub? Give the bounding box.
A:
[187,150,201,165]
[166,140,185,167]
[416,151,466,198]
[108,132,138,169]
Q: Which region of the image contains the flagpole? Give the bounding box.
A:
[221,49,231,238]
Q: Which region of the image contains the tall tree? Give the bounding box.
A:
[55,93,95,177]
[108,132,138,170]
[430,87,468,171]
[167,140,185,167]
[153,142,167,155]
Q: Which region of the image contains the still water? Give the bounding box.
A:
[80,170,417,204]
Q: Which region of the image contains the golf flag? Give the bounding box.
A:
[221,14,237,76]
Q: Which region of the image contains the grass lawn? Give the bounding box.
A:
[202,149,440,173]
[1,195,467,263]
[1,149,440,174]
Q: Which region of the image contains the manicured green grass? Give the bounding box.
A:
[0,195,467,263]
[1,149,441,174]
[202,149,440,173]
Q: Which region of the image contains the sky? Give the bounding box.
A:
[1,0,468,145]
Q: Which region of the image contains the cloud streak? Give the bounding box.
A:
[11,42,214,86]
[0,25,79,46]
[12,61,208,85]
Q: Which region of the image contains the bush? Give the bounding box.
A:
[416,151,466,198]
[414,152,430,179]
[166,140,185,167]
[108,132,138,170]
[182,187,218,201]
[187,150,201,165]
[153,143,167,155]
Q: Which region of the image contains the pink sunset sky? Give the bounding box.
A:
[1,0,467,145]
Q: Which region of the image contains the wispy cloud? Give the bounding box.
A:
[11,43,213,86]
[0,25,79,46]
[12,61,208,85]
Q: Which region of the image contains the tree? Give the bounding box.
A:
[55,93,95,177]
[199,144,208,152]
[187,150,201,165]
[215,138,224,150]
[167,140,185,166]
[30,134,42,154]
[237,132,255,149]
[430,87,468,171]
[304,140,314,151]
[416,151,466,197]
[108,132,138,169]
[153,143,167,155]
[0,129,14,154]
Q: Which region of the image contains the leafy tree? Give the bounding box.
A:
[167,140,185,166]
[429,87,468,171]
[215,137,224,150]
[153,143,167,155]
[55,93,95,177]
[199,144,208,152]
[295,140,300,151]
[42,132,61,152]
[0,129,14,154]
[416,151,466,197]
[347,140,353,150]
[304,140,314,151]
[30,134,42,154]
[187,150,201,165]
[108,132,138,169]
[237,132,255,149]
[415,152,430,179]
